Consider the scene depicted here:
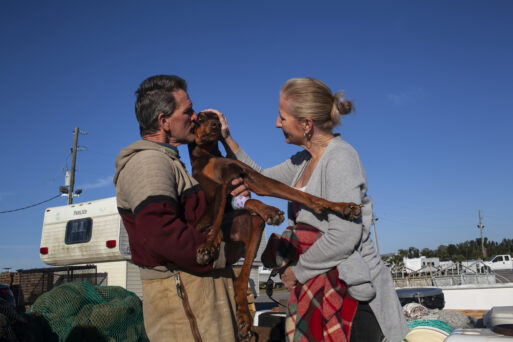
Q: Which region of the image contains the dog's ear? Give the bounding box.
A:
[200,111,220,121]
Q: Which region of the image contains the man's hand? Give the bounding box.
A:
[231,178,250,197]
[280,266,298,290]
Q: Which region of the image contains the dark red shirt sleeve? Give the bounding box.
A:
[133,196,213,274]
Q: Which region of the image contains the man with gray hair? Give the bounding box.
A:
[114,75,245,341]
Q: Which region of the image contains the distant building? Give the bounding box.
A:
[403,256,440,273]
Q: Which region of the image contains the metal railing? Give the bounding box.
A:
[17,265,104,306]
[390,260,510,287]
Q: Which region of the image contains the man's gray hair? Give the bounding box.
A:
[135,75,187,137]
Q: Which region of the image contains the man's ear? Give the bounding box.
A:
[157,113,170,131]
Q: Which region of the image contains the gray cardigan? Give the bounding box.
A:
[234,135,409,342]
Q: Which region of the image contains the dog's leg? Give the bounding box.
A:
[236,163,361,220]
[233,215,265,342]
[243,199,284,226]
[196,184,227,265]
[219,160,361,220]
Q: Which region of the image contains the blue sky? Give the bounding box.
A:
[1,1,512,270]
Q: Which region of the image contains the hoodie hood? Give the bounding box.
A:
[113,140,179,185]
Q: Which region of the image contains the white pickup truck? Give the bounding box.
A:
[483,254,513,271]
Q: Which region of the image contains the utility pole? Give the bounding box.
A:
[477,210,486,258]
[68,127,79,204]
[60,127,85,204]
[372,213,380,256]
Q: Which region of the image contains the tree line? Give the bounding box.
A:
[383,238,513,266]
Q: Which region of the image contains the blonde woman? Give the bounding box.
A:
[216,78,409,342]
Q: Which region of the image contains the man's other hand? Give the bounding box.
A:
[231,177,250,197]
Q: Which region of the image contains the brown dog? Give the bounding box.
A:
[188,111,361,341]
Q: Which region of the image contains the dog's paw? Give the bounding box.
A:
[237,312,253,342]
[341,203,362,220]
[261,206,284,226]
[196,243,219,265]
[326,202,362,220]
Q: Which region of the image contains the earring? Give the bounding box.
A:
[304,130,312,149]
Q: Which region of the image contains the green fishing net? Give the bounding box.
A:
[27,281,148,342]
[408,318,455,334]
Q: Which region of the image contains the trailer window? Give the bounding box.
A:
[65,218,92,244]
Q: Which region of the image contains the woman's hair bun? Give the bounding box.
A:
[337,100,353,115]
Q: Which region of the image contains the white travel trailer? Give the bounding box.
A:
[40,197,268,299]
[40,197,143,298]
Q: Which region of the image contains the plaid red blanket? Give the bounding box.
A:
[264,224,358,342]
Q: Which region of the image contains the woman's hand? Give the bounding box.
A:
[203,108,241,154]
[203,108,230,140]
[280,266,298,290]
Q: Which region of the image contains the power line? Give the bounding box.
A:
[0,194,61,214]
[86,149,117,158]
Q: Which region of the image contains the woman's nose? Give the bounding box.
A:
[275,116,282,128]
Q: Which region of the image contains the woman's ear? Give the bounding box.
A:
[303,118,313,133]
